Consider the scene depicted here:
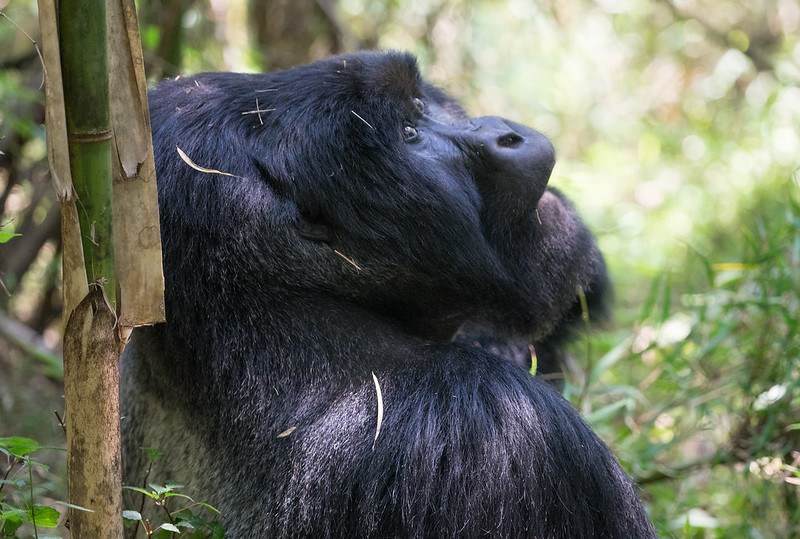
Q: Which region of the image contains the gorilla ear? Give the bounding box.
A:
[297,212,333,243]
[248,152,333,243]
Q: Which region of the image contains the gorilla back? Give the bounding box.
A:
[121,51,654,537]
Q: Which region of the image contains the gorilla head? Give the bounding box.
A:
[150,51,607,357]
[121,51,650,538]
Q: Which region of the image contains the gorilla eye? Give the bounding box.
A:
[413,98,425,112]
[403,124,419,142]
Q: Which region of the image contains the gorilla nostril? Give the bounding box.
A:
[497,133,523,148]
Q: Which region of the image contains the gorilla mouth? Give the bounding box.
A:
[453,322,535,369]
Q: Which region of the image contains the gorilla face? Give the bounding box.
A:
[150,51,606,346]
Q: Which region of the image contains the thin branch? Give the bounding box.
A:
[0,310,62,378]
[635,449,737,486]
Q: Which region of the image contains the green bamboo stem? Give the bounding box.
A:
[59,0,116,307]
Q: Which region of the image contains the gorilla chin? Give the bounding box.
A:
[121,50,653,538]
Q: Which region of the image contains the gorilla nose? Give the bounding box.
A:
[467,116,556,206]
[497,132,524,148]
[471,117,555,164]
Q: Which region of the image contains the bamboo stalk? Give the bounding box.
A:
[55,1,123,536]
[59,0,116,306]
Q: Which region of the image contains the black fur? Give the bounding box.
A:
[121,51,654,537]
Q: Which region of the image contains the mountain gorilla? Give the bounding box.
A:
[121,51,654,537]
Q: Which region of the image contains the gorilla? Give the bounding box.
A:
[121,51,654,538]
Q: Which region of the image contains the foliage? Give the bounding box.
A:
[0,436,79,538]
[1,436,224,539]
[123,449,224,539]
[568,185,800,536]
[122,482,223,539]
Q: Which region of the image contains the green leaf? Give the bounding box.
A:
[54,501,94,512]
[123,486,159,499]
[1,509,25,535]
[585,398,633,425]
[141,447,164,462]
[160,522,181,533]
[211,523,225,539]
[24,459,50,473]
[0,436,41,457]
[685,243,715,289]
[0,478,27,488]
[163,493,194,501]
[175,518,196,529]
[122,510,143,521]
[148,483,174,496]
[639,270,664,321]
[586,336,635,387]
[195,502,221,516]
[27,505,60,527]
[0,230,21,244]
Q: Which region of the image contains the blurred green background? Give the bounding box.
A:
[1,0,799,536]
